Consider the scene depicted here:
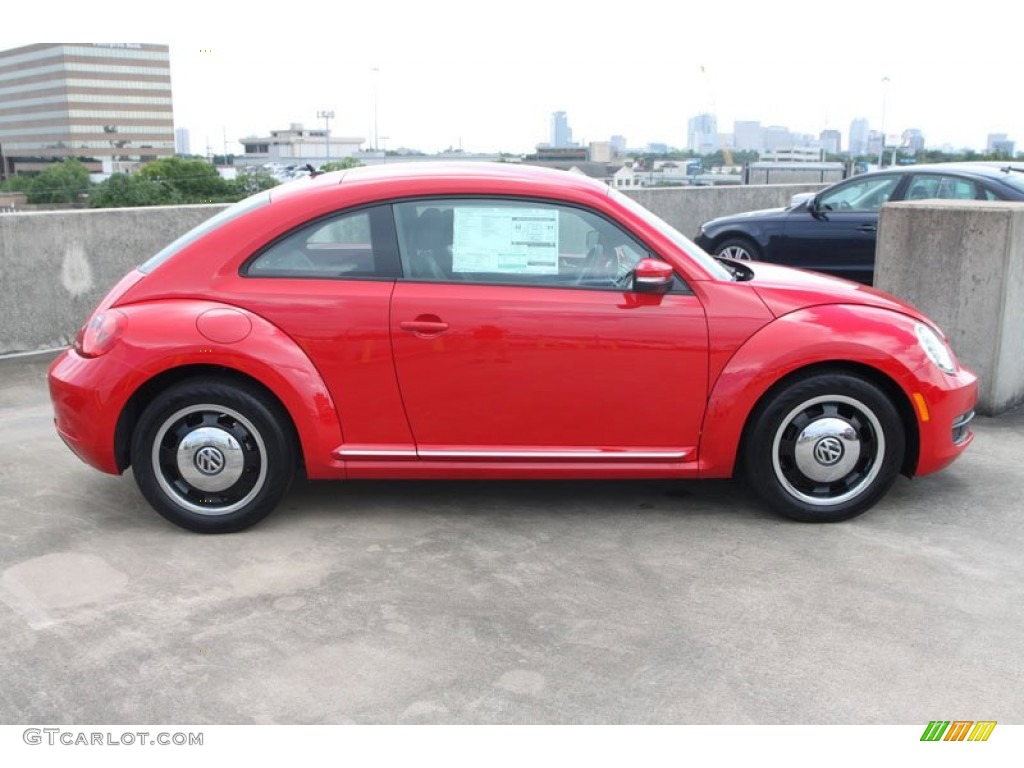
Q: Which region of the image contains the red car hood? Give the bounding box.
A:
[746,262,928,323]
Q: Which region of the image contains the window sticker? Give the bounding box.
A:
[452,207,559,274]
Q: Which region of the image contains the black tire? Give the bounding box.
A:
[714,237,761,261]
[130,378,295,533]
[743,372,904,523]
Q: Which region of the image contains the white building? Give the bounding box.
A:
[174,127,191,156]
[687,113,718,154]
[762,147,823,163]
[236,123,364,168]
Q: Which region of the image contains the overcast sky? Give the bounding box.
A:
[5,1,1022,155]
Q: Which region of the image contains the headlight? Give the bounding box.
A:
[915,322,956,374]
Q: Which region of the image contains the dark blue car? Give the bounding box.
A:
[694,163,1024,284]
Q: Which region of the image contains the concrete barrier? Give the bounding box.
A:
[623,183,827,242]
[0,185,829,356]
[876,200,1024,415]
[0,204,229,355]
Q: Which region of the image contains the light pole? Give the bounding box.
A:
[371,67,380,152]
[878,76,890,168]
[317,110,334,165]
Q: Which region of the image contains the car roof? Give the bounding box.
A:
[302,161,608,191]
[860,161,1024,180]
[268,160,610,207]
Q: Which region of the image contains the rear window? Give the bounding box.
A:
[139,191,271,274]
[995,173,1024,195]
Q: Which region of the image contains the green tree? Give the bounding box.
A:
[27,159,91,204]
[135,156,233,203]
[89,173,174,208]
[320,157,362,172]
[229,172,279,197]
[0,173,34,193]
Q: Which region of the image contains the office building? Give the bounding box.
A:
[849,118,870,156]
[687,113,718,153]
[762,125,793,151]
[550,111,575,148]
[175,127,191,156]
[819,129,842,155]
[0,43,174,174]
[733,121,763,152]
[902,128,925,153]
[987,133,1015,155]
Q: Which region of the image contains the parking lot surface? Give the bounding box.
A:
[1,353,1021,724]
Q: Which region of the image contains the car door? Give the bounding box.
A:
[781,174,905,283]
[388,197,709,461]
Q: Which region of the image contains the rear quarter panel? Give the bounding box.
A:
[105,301,345,478]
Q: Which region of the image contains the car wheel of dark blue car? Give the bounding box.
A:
[715,237,760,261]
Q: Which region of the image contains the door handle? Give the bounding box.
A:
[858,224,877,233]
[400,316,449,336]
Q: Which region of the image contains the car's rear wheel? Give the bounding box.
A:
[743,372,904,522]
[130,378,295,533]
[715,237,761,261]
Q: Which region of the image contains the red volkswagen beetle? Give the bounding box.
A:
[48,163,977,532]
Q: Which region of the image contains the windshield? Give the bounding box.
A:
[609,188,733,280]
[139,191,272,274]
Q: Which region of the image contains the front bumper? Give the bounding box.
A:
[913,365,979,477]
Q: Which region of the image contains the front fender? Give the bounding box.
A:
[697,304,951,478]
[104,300,342,477]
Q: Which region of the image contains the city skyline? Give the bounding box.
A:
[3,1,1021,158]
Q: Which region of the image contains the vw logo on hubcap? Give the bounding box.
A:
[813,437,844,466]
[194,446,226,475]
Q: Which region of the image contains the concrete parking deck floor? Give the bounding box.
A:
[1,353,1022,724]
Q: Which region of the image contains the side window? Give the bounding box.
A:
[935,176,981,200]
[819,176,899,212]
[907,175,985,201]
[393,199,651,289]
[245,205,399,279]
[905,176,940,200]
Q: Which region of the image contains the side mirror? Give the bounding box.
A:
[632,258,674,294]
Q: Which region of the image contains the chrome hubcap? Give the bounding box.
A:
[176,427,245,492]
[793,417,861,483]
[772,395,884,507]
[152,404,267,516]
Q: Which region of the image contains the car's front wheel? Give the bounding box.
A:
[130,378,295,533]
[715,237,761,261]
[743,372,905,522]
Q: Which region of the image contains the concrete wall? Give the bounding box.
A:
[0,205,228,355]
[876,200,1024,415]
[0,187,830,356]
[623,183,827,241]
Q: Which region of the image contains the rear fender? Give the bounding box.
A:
[112,300,344,478]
